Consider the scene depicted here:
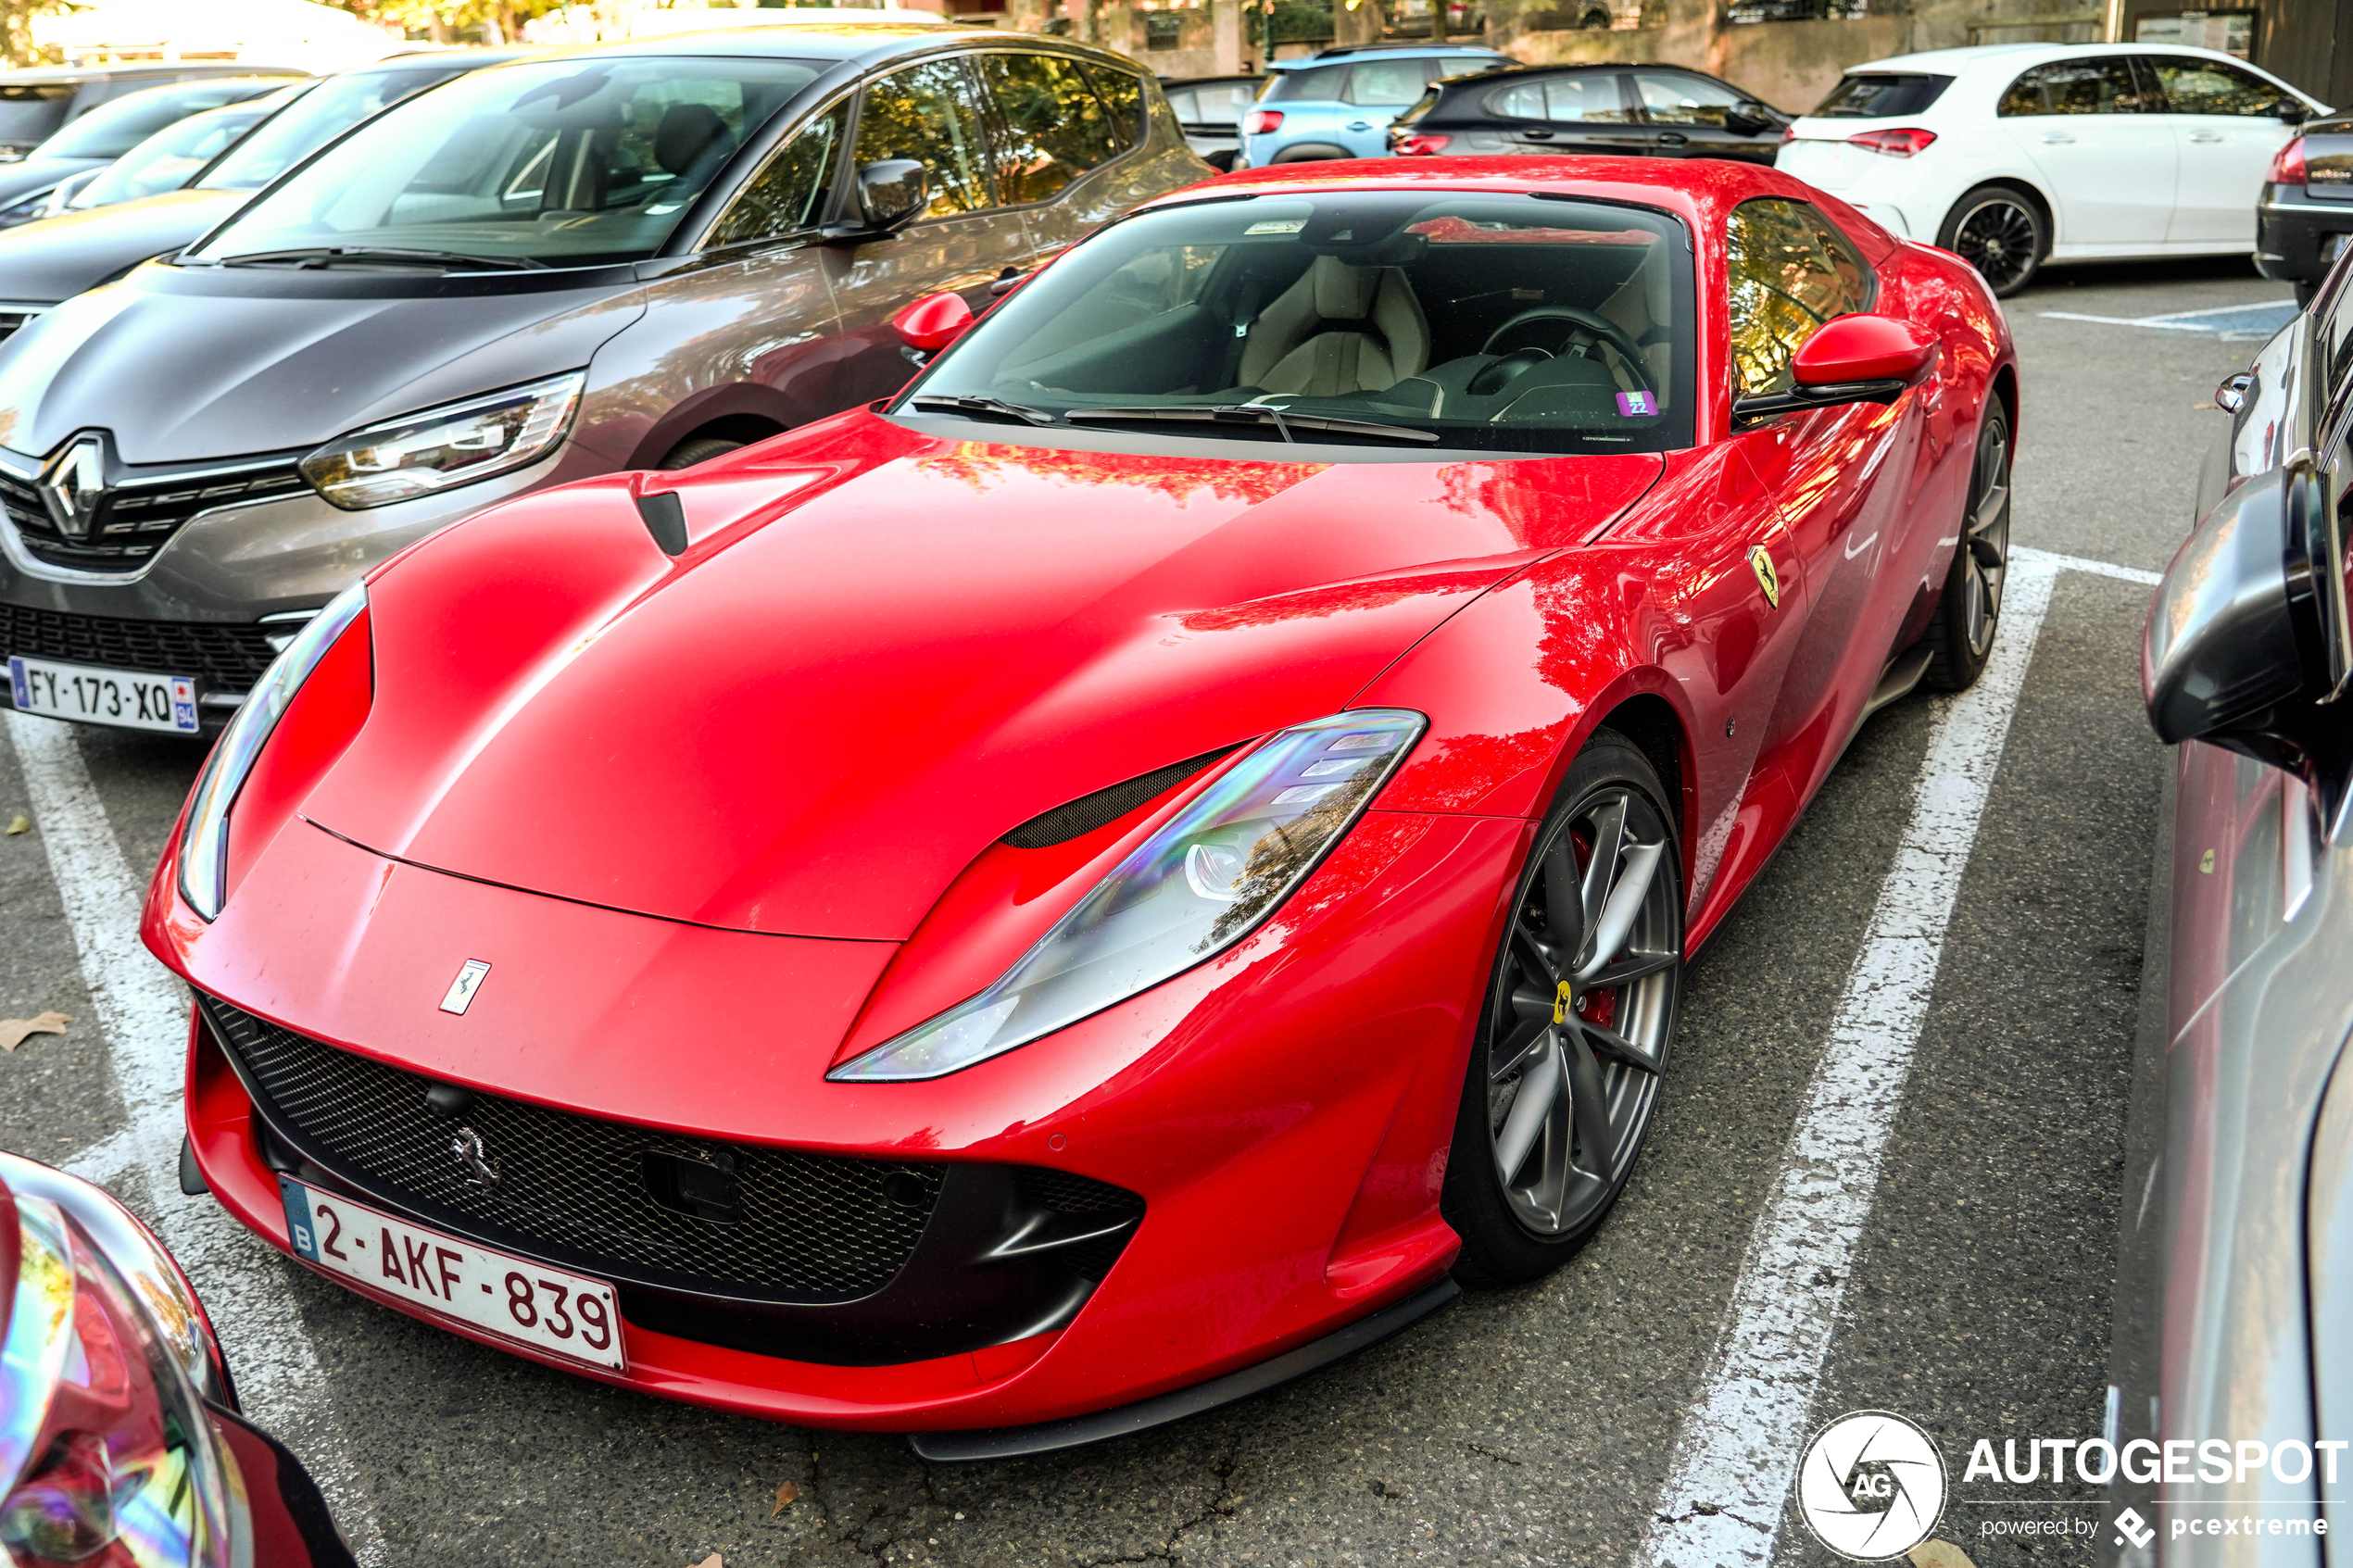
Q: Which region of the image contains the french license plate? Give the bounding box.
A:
[279,1178,624,1372]
[8,654,197,734]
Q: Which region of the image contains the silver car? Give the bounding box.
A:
[2123,254,2353,1557]
[0,26,1207,735]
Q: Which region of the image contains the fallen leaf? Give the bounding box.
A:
[772,1480,799,1515]
[4,814,25,834]
[0,1012,69,1052]
[1909,1542,1980,1568]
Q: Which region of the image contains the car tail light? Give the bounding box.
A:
[1392,133,1450,156]
[1245,109,1283,136]
[2271,136,2309,185]
[1848,127,1936,157]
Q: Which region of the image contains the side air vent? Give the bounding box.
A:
[1000,745,1239,848]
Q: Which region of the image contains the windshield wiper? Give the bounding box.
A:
[212,246,548,272]
[906,394,1057,427]
[1065,405,1440,445]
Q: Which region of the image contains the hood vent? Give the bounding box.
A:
[1001,745,1241,849]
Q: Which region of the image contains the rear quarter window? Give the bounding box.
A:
[1812,72,1954,119]
[1263,64,1349,103]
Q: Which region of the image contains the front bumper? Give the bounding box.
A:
[2256,182,2353,282]
[154,797,1520,1433]
[0,437,611,721]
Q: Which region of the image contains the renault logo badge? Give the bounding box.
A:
[38,435,105,541]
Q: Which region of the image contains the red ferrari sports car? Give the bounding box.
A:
[143,157,2013,1456]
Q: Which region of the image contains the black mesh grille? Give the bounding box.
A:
[0,603,278,693]
[1018,1168,1139,1214]
[1001,746,1237,848]
[0,461,308,571]
[198,995,948,1304]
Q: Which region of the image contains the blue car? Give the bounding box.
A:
[1239,42,1508,166]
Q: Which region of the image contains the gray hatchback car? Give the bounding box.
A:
[0,25,1207,734]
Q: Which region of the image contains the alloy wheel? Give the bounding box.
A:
[1483,783,1681,1236]
[1953,197,2038,295]
[1962,419,2011,659]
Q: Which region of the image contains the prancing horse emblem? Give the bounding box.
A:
[450,1126,500,1191]
[38,435,106,541]
[439,959,490,1015]
[1748,545,1780,609]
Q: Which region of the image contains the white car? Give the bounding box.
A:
[1780,43,2324,295]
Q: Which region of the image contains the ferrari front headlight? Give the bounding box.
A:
[829,709,1427,1083]
[177,582,367,921]
[298,371,583,510]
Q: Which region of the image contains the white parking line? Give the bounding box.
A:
[3,711,384,1565]
[1639,554,2077,1566]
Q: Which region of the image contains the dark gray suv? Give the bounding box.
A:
[0,26,1209,734]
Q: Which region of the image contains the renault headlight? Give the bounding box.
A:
[177,582,367,921]
[298,371,583,510]
[830,709,1427,1083]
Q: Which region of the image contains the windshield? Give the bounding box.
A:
[71,94,289,207]
[0,88,70,146]
[35,78,295,161]
[902,191,1695,456]
[186,56,824,270]
[200,64,480,192]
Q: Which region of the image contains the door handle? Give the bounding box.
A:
[988,266,1026,296]
[2039,131,2074,144]
[2189,130,2225,143]
[1347,120,1371,132]
[1655,132,1689,145]
[1520,128,1554,140]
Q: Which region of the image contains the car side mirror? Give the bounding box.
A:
[1731,314,1937,420]
[2144,466,2352,797]
[2276,99,2312,125]
[824,158,929,244]
[892,290,974,355]
[1725,101,1771,136]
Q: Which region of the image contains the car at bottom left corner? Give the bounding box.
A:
[0,1148,355,1567]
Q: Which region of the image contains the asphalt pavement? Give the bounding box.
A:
[0,253,2294,1567]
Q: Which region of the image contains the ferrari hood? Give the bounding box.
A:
[302,416,1662,940]
[0,264,644,463]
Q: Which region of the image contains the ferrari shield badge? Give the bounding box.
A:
[1553,980,1573,1024]
[1748,546,1780,608]
[439,960,491,1016]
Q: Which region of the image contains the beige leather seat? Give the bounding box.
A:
[1239,257,1430,397]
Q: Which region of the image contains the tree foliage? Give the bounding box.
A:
[325,0,572,44]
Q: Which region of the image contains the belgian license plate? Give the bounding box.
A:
[279,1179,624,1372]
[8,654,198,734]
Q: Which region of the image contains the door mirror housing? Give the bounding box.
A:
[2145,465,2352,798]
[824,158,929,243]
[2275,98,2312,125]
[893,290,974,353]
[1725,101,1772,136]
[1731,314,1937,420]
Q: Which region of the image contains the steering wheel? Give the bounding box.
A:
[1481,307,1653,382]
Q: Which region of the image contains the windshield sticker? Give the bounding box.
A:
[1617,391,1658,417]
[1406,217,1659,245]
[1245,220,1307,235]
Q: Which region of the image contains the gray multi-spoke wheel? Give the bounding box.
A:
[1923,404,2012,691]
[1937,184,2045,298]
[1444,730,1683,1283]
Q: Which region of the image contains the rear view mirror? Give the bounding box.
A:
[892,290,974,354]
[1732,314,1936,420]
[2144,466,2350,794]
[2276,99,2312,125]
[824,159,929,244]
[1725,101,1772,136]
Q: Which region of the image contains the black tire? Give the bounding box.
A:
[1937,183,2046,298]
[1921,403,2012,692]
[659,435,745,470]
[1442,728,1684,1286]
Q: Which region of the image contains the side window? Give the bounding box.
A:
[1084,64,1147,147]
[1276,63,1350,102]
[1996,57,2149,116]
[2145,56,2295,117]
[1633,70,1747,127]
[981,53,1122,205]
[1345,59,1432,107]
[1164,88,1196,120]
[706,99,847,248]
[1726,197,1875,399]
[1490,75,1633,122]
[852,59,994,219]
